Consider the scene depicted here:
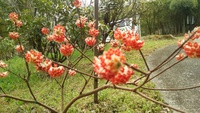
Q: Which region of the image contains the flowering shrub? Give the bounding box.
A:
[0,61,8,78]
[48,64,65,78]
[177,27,200,59]
[85,37,96,46]
[9,32,19,40]
[1,0,200,113]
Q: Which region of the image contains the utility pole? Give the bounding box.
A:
[94,0,99,104]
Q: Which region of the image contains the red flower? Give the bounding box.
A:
[25,49,44,65]
[53,24,66,43]
[94,48,126,80]
[88,21,96,28]
[183,42,200,58]
[73,0,82,8]
[85,37,96,47]
[60,44,74,56]
[36,59,52,72]
[130,64,138,69]
[89,27,99,37]
[53,24,66,35]
[46,35,54,41]
[177,39,185,47]
[0,60,7,68]
[9,12,18,21]
[76,16,87,28]
[110,40,120,47]
[15,20,23,28]
[41,27,49,35]
[48,64,65,78]
[15,45,24,53]
[123,31,144,50]
[113,29,144,51]
[110,66,134,84]
[53,34,65,43]
[114,28,126,41]
[97,43,105,52]
[9,32,19,40]
[176,53,185,60]
[0,72,8,78]
[68,69,76,76]
[121,44,132,51]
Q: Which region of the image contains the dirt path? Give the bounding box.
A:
[147,45,200,113]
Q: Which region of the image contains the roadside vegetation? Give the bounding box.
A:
[0,36,181,112]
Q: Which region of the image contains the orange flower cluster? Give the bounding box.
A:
[68,69,76,76]
[85,37,96,47]
[110,66,134,84]
[42,24,67,43]
[60,44,74,56]
[75,16,99,47]
[110,40,120,48]
[0,61,8,78]
[25,49,44,65]
[41,24,74,57]
[73,0,82,8]
[76,16,88,28]
[89,27,99,37]
[0,72,8,78]
[113,28,144,51]
[9,32,19,40]
[41,27,50,35]
[8,12,24,53]
[48,64,65,78]
[36,59,52,72]
[177,27,200,59]
[15,45,24,53]
[53,24,66,43]
[25,49,65,77]
[183,42,200,58]
[94,48,134,84]
[9,12,22,28]
[0,60,7,68]
[9,12,18,21]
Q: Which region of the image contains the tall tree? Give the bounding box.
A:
[169,0,198,33]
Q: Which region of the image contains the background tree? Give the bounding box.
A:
[140,0,199,36]
[99,0,142,42]
[169,0,198,33]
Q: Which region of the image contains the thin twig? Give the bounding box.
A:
[141,84,200,91]
[135,91,186,113]
[56,62,100,79]
[155,49,182,71]
[79,76,92,95]
[124,63,149,75]
[151,31,196,72]
[139,49,150,71]
[1,67,24,80]
[17,38,31,80]
[54,78,62,87]
[148,56,188,82]
[25,80,37,101]
[0,87,6,94]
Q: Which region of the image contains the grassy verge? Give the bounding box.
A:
[0,36,182,112]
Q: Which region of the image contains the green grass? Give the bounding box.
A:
[0,36,182,113]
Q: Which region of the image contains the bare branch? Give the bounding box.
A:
[142,84,200,91]
[135,91,186,113]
